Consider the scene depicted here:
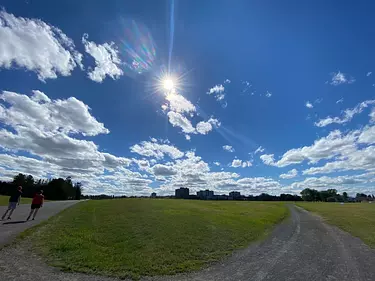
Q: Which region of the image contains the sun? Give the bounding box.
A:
[162,77,175,91]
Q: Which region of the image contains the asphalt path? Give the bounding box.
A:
[0,205,375,281]
[0,200,80,246]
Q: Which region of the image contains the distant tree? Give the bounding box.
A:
[13,173,26,186]
[25,175,34,186]
[74,182,82,200]
[343,192,348,201]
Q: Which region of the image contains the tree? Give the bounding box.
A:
[25,175,34,186]
[343,192,348,201]
[74,182,83,200]
[13,173,26,186]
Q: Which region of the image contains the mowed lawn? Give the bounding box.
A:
[0,195,32,205]
[297,202,375,248]
[24,199,288,279]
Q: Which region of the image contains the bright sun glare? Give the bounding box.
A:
[163,78,175,91]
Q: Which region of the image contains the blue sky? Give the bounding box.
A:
[1,0,375,196]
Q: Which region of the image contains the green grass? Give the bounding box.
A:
[24,199,288,279]
[0,195,32,205]
[297,202,375,248]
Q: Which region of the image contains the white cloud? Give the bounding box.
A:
[196,121,213,135]
[329,71,355,86]
[260,154,276,165]
[152,164,177,176]
[231,159,242,168]
[195,118,220,135]
[207,84,225,102]
[223,145,235,152]
[224,79,231,84]
[0,90,109,136]
[290,175,370,194]
[82,34,123,83]
[0,10,82,81]
[336,98,344,104]
[261,130,357,167]
[231,159,252,168]
[280,169,298,179]
[208,84,224,95]
[213,162,221,166]
[130,140,184,160]
[167,111,196,134]
[165,93,196,114]
[0,90,140,188]
[185,135,191,141]
[305,101,313,109]
[265,91,272,98]
[315,99,375,127]
[367,72,372,77]
[254,146,265,154]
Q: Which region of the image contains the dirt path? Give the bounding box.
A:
[0,200,80,246]
[1,205,375,281]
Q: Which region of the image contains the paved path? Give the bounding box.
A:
[0,205,375,281]
[0,200,80,246]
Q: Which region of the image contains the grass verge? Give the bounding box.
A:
[23,199,288,279]
[0,195,32,205]
[297,202,375,248]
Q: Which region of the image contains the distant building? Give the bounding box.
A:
[229,191,241,200]
[175,187,189,199]
[197,189,214,200]
[150,192,157,198]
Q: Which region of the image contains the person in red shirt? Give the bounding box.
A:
[26,190,44,221]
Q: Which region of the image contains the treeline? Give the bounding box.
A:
[0,173,82,201]
[246,193,303,201]
[300,188,374,202]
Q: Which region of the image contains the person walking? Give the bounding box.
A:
[27,190,44,221]
[1,186,23,220]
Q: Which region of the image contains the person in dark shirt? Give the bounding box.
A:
[26,190,44,221]
[1,186,22,220]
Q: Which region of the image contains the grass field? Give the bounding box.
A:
[0,195,32,206]
[24,199,288,279]
[297,202,375,248]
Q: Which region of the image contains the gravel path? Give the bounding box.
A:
[0,200,80,246]
[1,205,375,281]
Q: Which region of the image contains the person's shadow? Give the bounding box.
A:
[2,220,26,225]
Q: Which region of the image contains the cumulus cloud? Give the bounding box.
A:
[305,101,313,109]
[152,164,177,176]
[167,111,196,134]
[165,93,196,114]
[223,145,235,152]
[260,130,357,167]
[195,118,220,135]
[130,140,184,160]
[0,90,109,136]
[0,10,82,81]
[231,159,242,168]
[0,90,140,189]
[329,71,355,86]
[213,162,221,166]
[207,84,225,101]
[290,175,368,193]
[265,91,272,98]
[315,99,375,127]
[231,159,252,168]
[82,34,123,83]
[280,169,298,179]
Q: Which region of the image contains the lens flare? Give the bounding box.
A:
[163,78,175,91]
